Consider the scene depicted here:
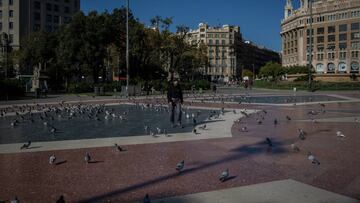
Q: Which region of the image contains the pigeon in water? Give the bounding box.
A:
[176,160,185,172]
[336,131,345,138]
[291,144,300,152]
[20,141,31,150]
[84,153,91,163]
[114,143,125,152]
[49,155,56,164]
[298,129,306,140]
[307,152,320,165]
[143,193,150,203]
[219,168,229,182]
[274,119,278,125]
[266,137,273,147]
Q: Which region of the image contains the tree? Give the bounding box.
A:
[242,69,253,78]
[259,62,284,81]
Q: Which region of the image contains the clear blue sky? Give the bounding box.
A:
[81,0,301,52]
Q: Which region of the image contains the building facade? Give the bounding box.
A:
[186,23,241,82]
[281,0,360,75]
[0,0,80,50]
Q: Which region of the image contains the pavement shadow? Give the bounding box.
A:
[55,160,67,166]
[77,139,290,203]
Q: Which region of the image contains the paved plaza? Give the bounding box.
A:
[0,88,359,203]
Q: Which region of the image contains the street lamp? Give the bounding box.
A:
[125,0,130,97]
[308,0,314,91]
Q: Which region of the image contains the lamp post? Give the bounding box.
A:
[125,0,130,97]
[308,0,313,91]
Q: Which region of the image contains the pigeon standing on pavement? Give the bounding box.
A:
[114,143,125,152]
[307,152,320,165]
[56,195,65,203]
[274,119,278,125]
[20,141,31,150]
[84,153,91,163]
[286,115,292,121]
[143,193,150,203]
[219,168,229,182]
[176,160,185,172]
[336,131,345,138]
[298,129,306,140]
[291,144,300,152]
[49,154,56,164]
[266,137,273,147]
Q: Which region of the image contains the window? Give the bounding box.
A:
[351,41,359,49]
[352,32,360,40]
[327,44,336,50]
[207,34,212,38]
[328,26,335,33]
[64,6,70,13]
[351,62,360,72]
[54,15,59,23]
[33,24,40,31]
[317,45,324,52]
[306,29,314,36]
[307,37,313,44]
[339,52,347,60]
[34,1,40,9]
[351,23,359,30]
[215,34,219,38]
[317,36,324,43]
[0,10,2,18]
[46,3,52,11]
[0,22,2,31]
[215,40,219,45]
[9,34,13,43]
[339,34,347,41]
[54,4,59,12]
[339,24,347,32]
[328,52,335,60]
[9,0,13,5]
[317,27,324,35]
[327,63,335,73]
[9,10,13,17]
[200,28,205,32]
[221,34,227,38]
[46,14,52,23]
[34,12,41,21]
[0,0,2,6]
[209,39,213,45]
[351,51,359,58]
[200,34,205,38]
[45,25,52,32]
[9,22,13,29]
[339,43,347,50]
[328,35,335,42]
[221,40,225,45]
[317,53,324,60]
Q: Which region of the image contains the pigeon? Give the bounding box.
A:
[286,115,291,121]
[176,160,185,172]
[144,125,150,133]
[193,118,197,126]
[240,126,248,132]
[336,131,345,138]
[143,193,150,203]
[84,153,91,163]
[233,109,237,114]
[114,143,125,152]
[262,109,267,114]
[56,195,65,203]
[307,152,320,165]
[298,129,306,140]
[156,127,162,134]
[199,124,206,130]
[20,141,31,149]
[50,127,57,134]
[10,196,19,203]
[49,155,56,164]
[290,144,300,152]
[274,119,278,125]
[256,119,262,125]
[219,168,229,182]
[266,137,273,147]
[193,128,198,134]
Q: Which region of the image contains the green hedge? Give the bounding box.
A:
[68,82,93,93]
[254,80,360,91]
[0,79,24,100]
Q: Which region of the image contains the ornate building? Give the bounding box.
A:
[281,0,360,76]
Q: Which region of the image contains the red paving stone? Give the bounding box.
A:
[0,101,359,202]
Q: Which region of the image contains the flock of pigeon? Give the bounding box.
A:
[1,95,357,203]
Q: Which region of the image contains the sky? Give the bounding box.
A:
[81,0,302,52]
